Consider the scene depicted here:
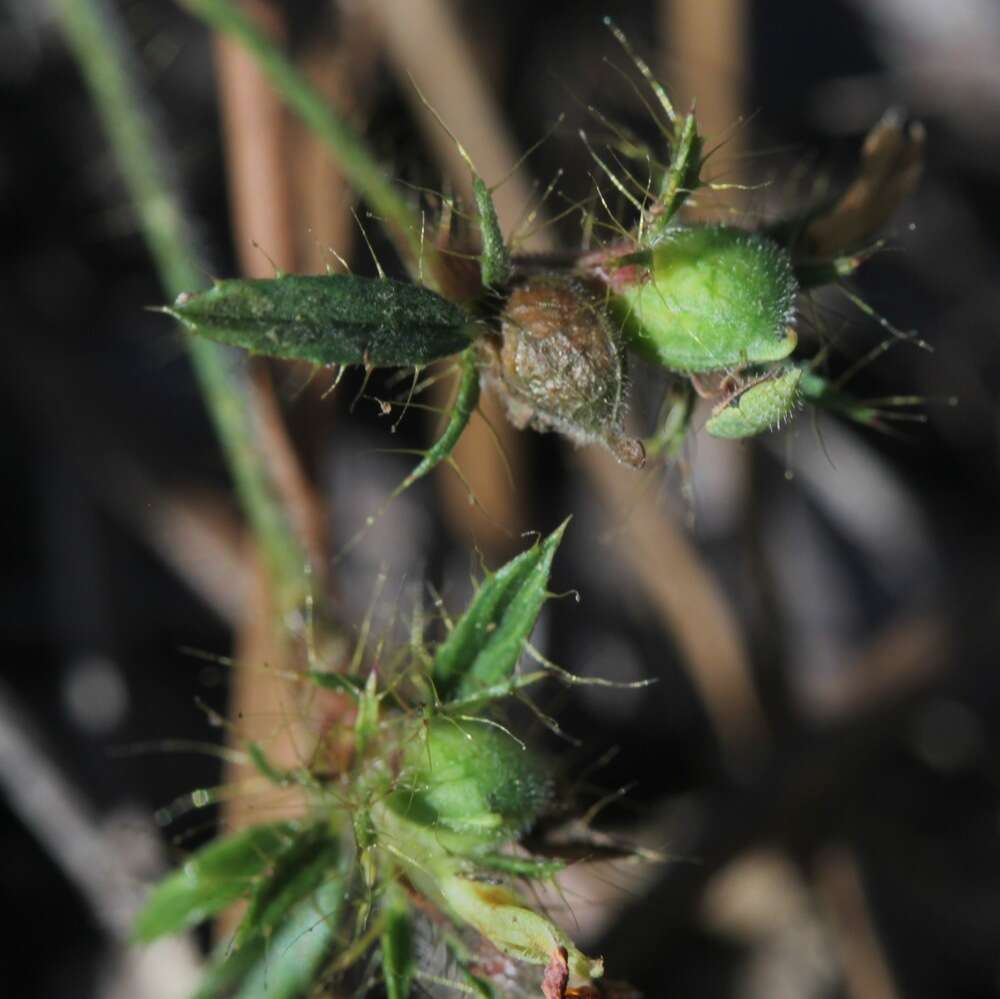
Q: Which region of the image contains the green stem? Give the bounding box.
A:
[55,0,311,615]
[178,0,437,287]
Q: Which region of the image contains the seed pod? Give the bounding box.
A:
[705,365,802,439]
[164,273,476,367]
[487,273,645,467]
[611,224,799,373]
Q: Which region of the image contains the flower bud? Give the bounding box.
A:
[610,225,798,373]
[388,718,552,846]
[705,365,802,439]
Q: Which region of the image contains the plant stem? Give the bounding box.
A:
[54,0,312,616]
[178,0,439,287]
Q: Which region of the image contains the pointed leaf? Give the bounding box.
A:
[354,668,380,757]
[381,891,414,999]
[474,853,567,880]
[235,823,341,948]
[134,822,298,942]
[440,874,603,983]
[236,874,348,999]
[432,520,568,703]
[165,274,476,368]
[191,937,266,999]
[193,871,348,999]
[305,669,363,698]
[246,742,315,787]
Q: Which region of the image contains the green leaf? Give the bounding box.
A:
[393,347,480,494]
[134,822,298,942]
[473,852,567,880]
[381,891,414,999]
[193,872,348,999]
[431,520,568,703]
[165,273,476,368]
[305,669,363,698]
[235,823,340,949]
[246,742,315,787]
[236,875,347,999]
[191,936,266,999]
[439,874,603,981]
[472,175,510,289]
[354,668,380,757]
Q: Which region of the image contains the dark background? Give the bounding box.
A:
[3,0,1000,996]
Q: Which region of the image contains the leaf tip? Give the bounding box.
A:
[541,516,571,554]
[146,304,179,321]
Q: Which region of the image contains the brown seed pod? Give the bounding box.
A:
[484,273,644,468]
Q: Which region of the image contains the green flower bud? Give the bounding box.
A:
[611,225,799,373]
[387,718,552,845]
[705,365,802,439]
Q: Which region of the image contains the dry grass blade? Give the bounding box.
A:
[580,448,769,771]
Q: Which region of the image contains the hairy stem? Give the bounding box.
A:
[54,0,312,615]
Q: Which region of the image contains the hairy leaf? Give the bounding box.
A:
[381,892,414,999]
[474,852,567,880]
[235,823,340,948]
[134,821,297,942]
[194,873,348,999]
[432,519,568,703]
[164,273,476,367]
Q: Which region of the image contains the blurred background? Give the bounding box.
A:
[3,0,1000,995]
